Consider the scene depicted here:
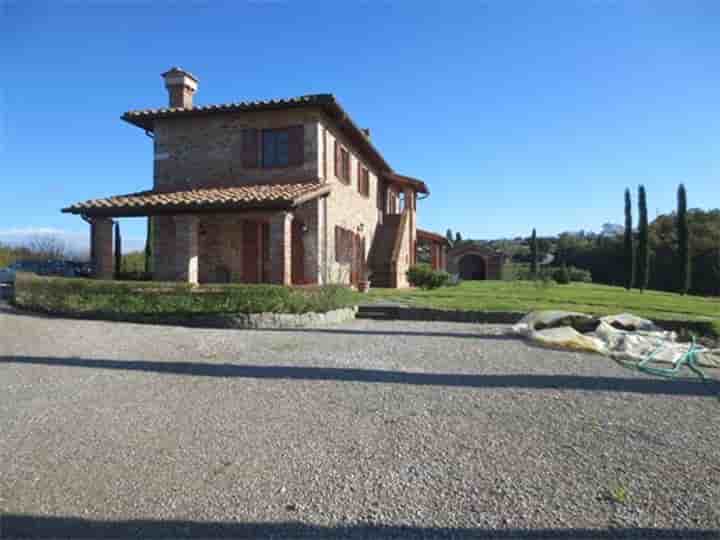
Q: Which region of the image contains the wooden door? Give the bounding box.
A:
[242,221,259,283]
[350,233,365,286]
[261,222,271,283]
[291,220,305,285]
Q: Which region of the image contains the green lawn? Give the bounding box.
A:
[368,281,720,334]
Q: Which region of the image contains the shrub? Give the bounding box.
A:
[547,265,592,284]
[568,266,592,283]
[406,264,451,289]
[533,270,556,289]
[446,273,461,286]
[115,271,153,281]
[13,273,359,316]
[553,264,571,285]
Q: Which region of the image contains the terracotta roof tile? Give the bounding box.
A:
[121,93,392,173]
[382,172,429,195]
[123,94,330,121]
[62,182,331,217]
[417,229,449,245]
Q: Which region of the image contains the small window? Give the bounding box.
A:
[358,166,370,197]
[262,129,289,168]
[335,226,353,263]
[340,148,350,183]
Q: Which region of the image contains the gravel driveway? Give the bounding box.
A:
[1,305,719,538]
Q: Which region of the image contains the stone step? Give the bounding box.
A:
[357,305,401,320]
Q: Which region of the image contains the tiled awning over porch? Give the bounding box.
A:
[65,181,329,286]
[62,181,332,217]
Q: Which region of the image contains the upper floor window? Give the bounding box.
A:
[335,140,351,183]
[358,164,370,197]
[241,126,304,169]
[262,129,289,168]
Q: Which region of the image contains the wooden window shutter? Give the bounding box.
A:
[322,128,327,179]
[241,128,258,168]
[334,140,341,179]
[288,125,304,166]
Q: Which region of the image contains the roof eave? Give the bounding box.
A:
[64,200,296,218]
[382,172,430,195]
[417,229,450,245]
[61,185,332,218]
[120,96,393,173]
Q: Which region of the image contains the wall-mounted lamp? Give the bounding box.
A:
[301,224,309,234]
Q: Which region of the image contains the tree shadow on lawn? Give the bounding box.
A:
[2,356,719,397]
[2,514,718,539]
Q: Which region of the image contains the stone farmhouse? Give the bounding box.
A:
[63,68,448,288]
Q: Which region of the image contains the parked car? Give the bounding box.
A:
[0,266,14,284]
[69,261,95,278]
[0,260,44,284]
[43,260,80,278]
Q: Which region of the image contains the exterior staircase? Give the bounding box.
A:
[368,214,403,288]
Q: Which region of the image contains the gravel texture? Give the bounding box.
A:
[1,305,719,538]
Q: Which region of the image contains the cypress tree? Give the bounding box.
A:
[455,232,462,244]
[636,185,650,291]
[114,221,122,277]
[145,218,153,275]
[530,228,538,276]
[623,188,635,290]
[677,184,690,294]
[446,229,454,247]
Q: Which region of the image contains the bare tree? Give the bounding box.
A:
[27,235,66,259]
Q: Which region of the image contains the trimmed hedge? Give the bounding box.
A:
[14,273,359,316]
[406,264,451,289]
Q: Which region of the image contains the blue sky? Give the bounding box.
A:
[2,1,719,252]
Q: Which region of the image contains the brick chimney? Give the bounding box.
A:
[161,67,198,109]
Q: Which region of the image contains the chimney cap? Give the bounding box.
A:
[161,67,199,83]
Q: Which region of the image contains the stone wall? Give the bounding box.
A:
[269,212,292,285]
[174,215,199,284]
[153,109,320,192]
[153,208,322,285]
[197,215,244,283]
[320,117,382,285]
[447,249,505,280]
[152,215,176,281]
[393,212,411,288]
[149,107,395,286]
[92,218,114,279]
[294,199,323,284]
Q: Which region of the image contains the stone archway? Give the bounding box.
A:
[459,254,487,280]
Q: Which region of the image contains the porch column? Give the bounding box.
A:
[269,211,292,285]
[91,217,114,279]
[174,215,199,284]
[403,187,416,265]
[430,244,439,271]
